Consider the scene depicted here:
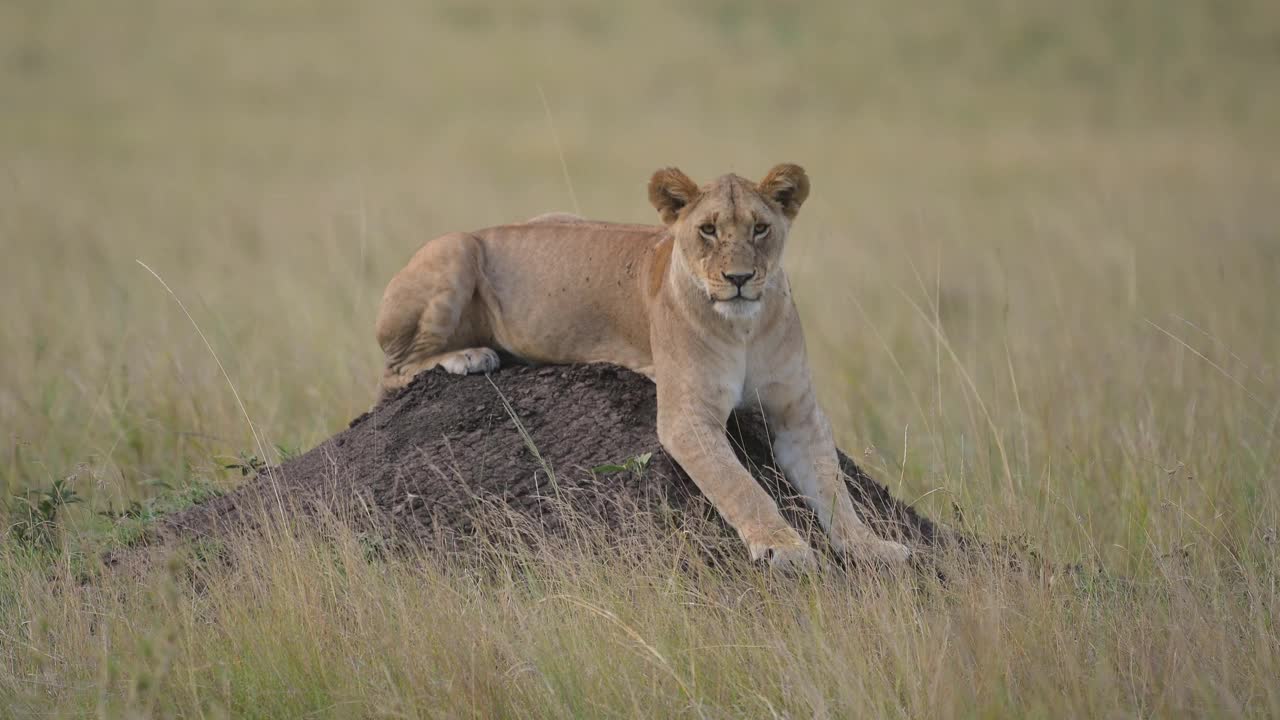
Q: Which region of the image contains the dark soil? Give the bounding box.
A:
[153,364,958,562]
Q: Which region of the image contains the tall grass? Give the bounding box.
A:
[2,0,1278,716]
[3,508,1278,718]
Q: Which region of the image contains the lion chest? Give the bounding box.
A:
[705,351,774,416]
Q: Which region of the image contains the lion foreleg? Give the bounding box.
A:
[764,385,912,565]
[656,395,816,573]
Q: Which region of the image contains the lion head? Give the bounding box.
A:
[648,164,809,318]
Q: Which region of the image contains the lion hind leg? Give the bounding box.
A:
[376,232,486,398]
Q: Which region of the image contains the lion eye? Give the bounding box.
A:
[753,223,770,238]
[698,223,717,238]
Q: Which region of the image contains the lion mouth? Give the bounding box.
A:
[711,292,763,319]
[715,292,760,303]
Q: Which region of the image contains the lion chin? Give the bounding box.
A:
[712,297,763,319]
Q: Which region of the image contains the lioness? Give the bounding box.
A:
[375,164,911,570]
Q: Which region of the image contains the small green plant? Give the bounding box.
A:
[220,444,299,477]
[357,530,393,563]
[8,476,82,550]
[98,500,147,522]
[99,478,224,527]
[592,452,653,476]
[220,451,268,477]
[94,477,225,552]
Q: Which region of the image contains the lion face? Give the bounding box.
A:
[648,164,810,318]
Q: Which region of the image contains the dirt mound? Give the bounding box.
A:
[156,364,956,560]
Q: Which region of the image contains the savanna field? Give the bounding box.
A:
[2,1,1279,717]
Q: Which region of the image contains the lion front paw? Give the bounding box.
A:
[746,530,817,574]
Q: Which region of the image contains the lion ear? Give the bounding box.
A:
[648,168,701,225]
[758,164,810,220]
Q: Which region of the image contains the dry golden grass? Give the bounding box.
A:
[2,1,1279,716]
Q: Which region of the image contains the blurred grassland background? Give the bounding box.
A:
[2,0,1280,717]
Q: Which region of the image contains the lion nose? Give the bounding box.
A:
[723,271,755,288]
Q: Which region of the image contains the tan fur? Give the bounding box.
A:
[375,166,911,570]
